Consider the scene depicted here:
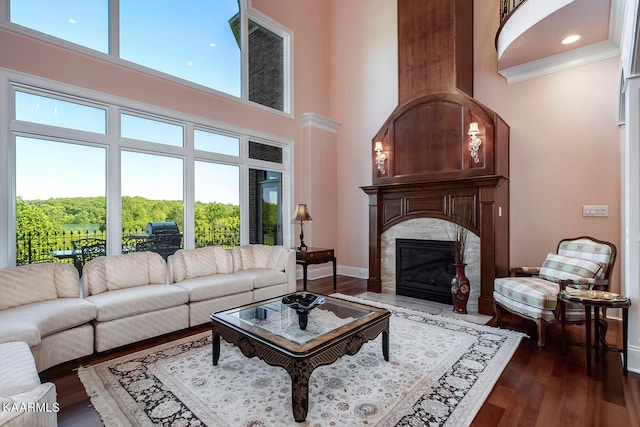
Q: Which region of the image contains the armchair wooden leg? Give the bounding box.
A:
[536,318,546,348]
[493,300,503,325]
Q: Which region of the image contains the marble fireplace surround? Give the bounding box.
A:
[381,217,481,313]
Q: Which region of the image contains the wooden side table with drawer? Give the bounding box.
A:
[295,247,337,291]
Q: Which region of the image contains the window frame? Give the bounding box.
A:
[0,72,292,267]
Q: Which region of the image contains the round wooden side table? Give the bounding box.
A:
[559,289,631,376]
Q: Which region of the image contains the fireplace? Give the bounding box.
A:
[396,239,454,304]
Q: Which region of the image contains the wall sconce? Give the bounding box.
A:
[468,122,482,163]
[293,203,312,251]
[374,141,387,175]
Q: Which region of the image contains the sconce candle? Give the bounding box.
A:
[468,122,482,163]
[374,141,387,175]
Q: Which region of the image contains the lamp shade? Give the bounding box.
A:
[468,122,479,135]
[293,203,312,222]
[374,141,384,152]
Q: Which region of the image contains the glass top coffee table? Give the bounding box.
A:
[210,292,391,422]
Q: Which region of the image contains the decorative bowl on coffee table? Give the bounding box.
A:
[282,293,325,330]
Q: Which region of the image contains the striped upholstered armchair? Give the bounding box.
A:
[493,236,617,348]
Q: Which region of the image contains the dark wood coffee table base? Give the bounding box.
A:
[212,315,390,422]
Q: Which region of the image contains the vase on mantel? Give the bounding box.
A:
[451,263,470,314]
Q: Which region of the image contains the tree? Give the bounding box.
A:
[15,197,64,264]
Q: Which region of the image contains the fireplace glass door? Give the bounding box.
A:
[396,239,455,305]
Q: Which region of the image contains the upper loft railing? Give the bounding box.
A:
[500,0,527,24]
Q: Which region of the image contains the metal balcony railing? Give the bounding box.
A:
[500,0,527,24]
[16,225,240,267]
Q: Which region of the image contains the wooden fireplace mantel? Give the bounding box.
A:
[361,92,510,316]
[362,175,509,316]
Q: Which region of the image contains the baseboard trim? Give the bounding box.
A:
[626,344,640,374]
[295,265,368,281]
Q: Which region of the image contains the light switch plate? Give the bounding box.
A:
[582,205,608,217]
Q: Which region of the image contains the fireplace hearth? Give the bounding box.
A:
[396,239,454,304]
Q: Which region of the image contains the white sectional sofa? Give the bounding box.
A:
[0,243,296,363]
[0,244,296,426]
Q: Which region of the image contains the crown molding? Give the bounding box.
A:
[499,40,620,84]
[299,112,342,134]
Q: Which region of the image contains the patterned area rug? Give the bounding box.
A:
[78,295,524,426]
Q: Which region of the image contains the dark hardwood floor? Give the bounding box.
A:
[41,275,640,426]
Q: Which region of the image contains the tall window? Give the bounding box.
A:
[8,0,290,113]
[194,161,240,248]
[15,137,106,265]
[120,151,184,233]
[249,169,282,245]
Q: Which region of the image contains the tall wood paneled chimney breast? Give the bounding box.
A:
[398,0,473,102]
[362,0,510,316]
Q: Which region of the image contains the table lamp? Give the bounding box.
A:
[293,203,312,251]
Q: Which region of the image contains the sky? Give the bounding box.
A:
[12,0,243,205]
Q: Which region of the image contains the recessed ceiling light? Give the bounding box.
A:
[209,42,217,48]
[561,34,581,45]
[68,18,77,24]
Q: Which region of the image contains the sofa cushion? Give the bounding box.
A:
[266,246,290,271]
[185,246,218,277]
[86,284,189,322]
[169,246,234,283]
[0,298,97,342]
[173,274,254,302]
[557,238,613,277]
[233,245,289,272]
[0,263,80,310]
[538,253,602,284]
[0,341,41,396]
[84,252,167,295]
[494,276,559,310]
[233,269,288,289]
[232,245,254,271]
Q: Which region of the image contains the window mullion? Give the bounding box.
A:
[184,123,195,250]
[241,0,249,102]
[106,105,121,255]
[109,0,120,57]
[1,71,15,267]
